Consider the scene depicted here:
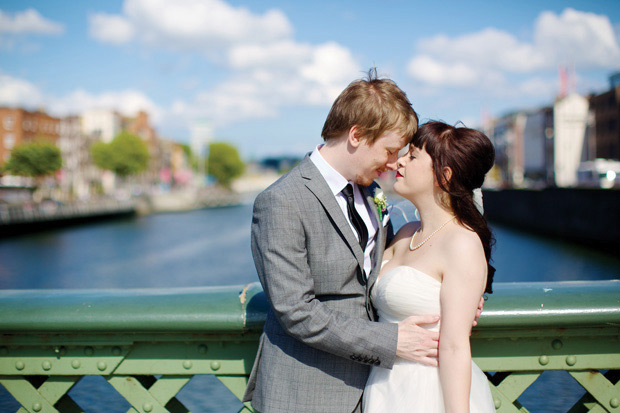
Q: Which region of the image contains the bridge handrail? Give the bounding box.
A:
[1,280,619,412]
[0,283,266,333]
[0,280,618,333]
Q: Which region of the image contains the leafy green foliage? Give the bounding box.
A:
[90,131,149,177]
[90,141,115,171]
[5,141,62,177]
[207,142,244,188]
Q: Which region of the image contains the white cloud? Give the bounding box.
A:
[0,71,164,126]
[90,0,292,50]
[0,72,44,108]
[52,89,163,122]
[407,8,620,92]
[0,8,64,35]
[228,40,312,69]
[417,28,545,74]
[535,8,620,68]
[85,0,362,129]
[174,41,361,127]
[300,42,360,86]
[407,55,478,87]
[89,13,135,44]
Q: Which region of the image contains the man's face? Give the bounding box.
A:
[352,130,410,186]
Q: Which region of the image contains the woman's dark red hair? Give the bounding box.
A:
[411,121,496,293]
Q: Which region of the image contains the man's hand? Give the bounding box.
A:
[472,295,485,327]
[396,315,440,366]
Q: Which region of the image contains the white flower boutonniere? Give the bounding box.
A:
[373,188,388,221]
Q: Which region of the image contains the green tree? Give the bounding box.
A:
[5,141,62,178]
[90,131,149,178]
[90,141,115,172]
[180,143,200,171]
[207,142,244,188]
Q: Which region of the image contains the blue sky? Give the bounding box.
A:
[1,0,619,159]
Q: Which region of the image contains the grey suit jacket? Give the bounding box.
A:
[243,156,399,413]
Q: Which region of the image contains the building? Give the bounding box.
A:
[490,112,526,187]
[191,119,212,186]
[522,107,554,186]
[123,111,162,191]
[81,109,121,143]
[57,116,100,201]
[553,94,590,187]
[588,75,620,161]
[0,107,60,164]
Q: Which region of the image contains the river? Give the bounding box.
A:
[1,199,618,412]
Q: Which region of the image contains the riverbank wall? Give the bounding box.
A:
[0,201,136,238]
[483,187,620,252]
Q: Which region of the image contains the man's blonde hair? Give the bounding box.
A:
[321,68,418,144]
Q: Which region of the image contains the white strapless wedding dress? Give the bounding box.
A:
[363,265,495,412]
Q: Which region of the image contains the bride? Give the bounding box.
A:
[363,121,496,412]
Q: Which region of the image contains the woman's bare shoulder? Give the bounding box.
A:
[442,225,486,275]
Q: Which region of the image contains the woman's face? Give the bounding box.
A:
[393,144,436,198]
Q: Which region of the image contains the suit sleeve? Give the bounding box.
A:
[251,189,399,368]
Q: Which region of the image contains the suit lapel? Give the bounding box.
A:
[364,183,386,290]
[299,157,365,269]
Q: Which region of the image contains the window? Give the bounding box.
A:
[3,115,14,130]
[3,133,15,149]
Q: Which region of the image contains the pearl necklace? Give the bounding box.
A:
[409,216,456,251]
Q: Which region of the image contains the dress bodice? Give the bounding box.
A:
[364,264,496,412]
[372,265,441,330]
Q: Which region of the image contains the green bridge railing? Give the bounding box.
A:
[0,280,618,412]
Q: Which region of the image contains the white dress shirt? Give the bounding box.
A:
[310,145,379,277]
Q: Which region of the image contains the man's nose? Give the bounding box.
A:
[386,155,399,170]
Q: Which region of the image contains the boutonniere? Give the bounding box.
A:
[373,188,388,221]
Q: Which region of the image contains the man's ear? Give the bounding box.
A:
[348,125,362,148]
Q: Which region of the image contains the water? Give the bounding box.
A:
[0,200,618,412]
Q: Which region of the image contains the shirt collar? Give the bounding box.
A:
[310,144,349,196]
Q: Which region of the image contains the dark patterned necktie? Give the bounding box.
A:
[342,184,368,251]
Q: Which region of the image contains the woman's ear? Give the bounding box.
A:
[441,166,453,186]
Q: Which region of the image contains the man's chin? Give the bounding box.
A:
[353,175,374,187]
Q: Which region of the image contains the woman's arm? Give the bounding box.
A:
[438,232,487,413]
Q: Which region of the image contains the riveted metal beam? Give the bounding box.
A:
[0,281,617,412]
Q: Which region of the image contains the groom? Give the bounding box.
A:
[243,69,440,412]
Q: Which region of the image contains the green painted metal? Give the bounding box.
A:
[0,280,618,412]
[477,280,620,328]
[0,282,267,333]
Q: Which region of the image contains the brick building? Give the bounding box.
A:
[0,107,60,164]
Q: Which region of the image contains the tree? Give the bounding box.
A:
[207,142,244,188]
[5,141,62,178]
[90,141,115,172]
[180,143,200,171]
[90,131,149,178]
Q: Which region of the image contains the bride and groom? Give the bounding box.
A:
[243,69,496,412]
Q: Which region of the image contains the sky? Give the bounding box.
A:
[1,0,619,160]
